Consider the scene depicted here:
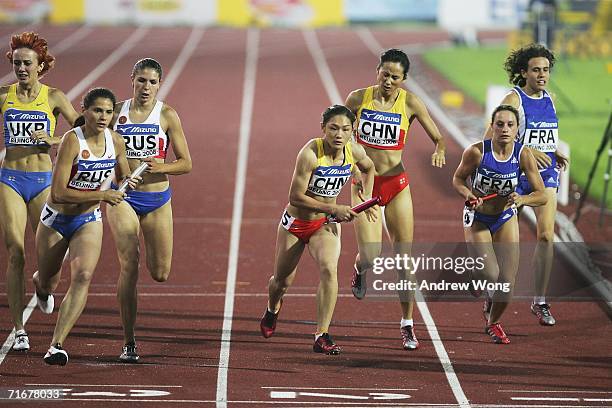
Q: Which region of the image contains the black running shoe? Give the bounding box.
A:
[44,344,68,366]
[351,263,366,300]
[119,342,140,363]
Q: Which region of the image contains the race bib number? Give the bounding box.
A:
[357,109,404,148]
[115,124,164,158]
[4,109,49,145]
[463,207,475,228]
[40,204,59,228]
[280,210,295,231]
[523,123,558,153]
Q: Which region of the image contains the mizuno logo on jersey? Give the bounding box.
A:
[529,121,557,128]
[116,124,159,134]
[4,110,47,121]
[78,159,115,172]
[360,109,401,125]
[315,166,351,177]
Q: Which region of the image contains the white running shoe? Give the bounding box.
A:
[36,292,54,314]
[44,344,68,366]
[12,330,29,351]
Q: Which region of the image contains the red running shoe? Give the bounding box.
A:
[485,322,510,344]
[260,300,282,339]
[313,333,341,355]
[400,325,420,350]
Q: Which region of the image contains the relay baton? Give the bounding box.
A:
[328,196,381,223]
[465,193,498,207]
[118,162,149,193]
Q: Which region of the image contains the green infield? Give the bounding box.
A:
[423,45,611,209]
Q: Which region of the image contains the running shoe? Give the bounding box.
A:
[351,263,366,300]
[260,299,282,338]
[36,291,54,314]
[313,333,341,355]
[400,325,419,350]
[119,342,140,363]
[44,344,68,365]
[482,297,492,323]
[12,330,29,351]
[531,303,556,326]
[485,323,510,344]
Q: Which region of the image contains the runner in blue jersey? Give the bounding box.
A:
[455,105,547,344]
[485,44,568,326]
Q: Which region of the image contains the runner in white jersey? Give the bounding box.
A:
[32,88,137,366]
[484,44,568,326]
[107,58,192,363]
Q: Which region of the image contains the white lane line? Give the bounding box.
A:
[0,295,36,365]
[351,27,470,408]
[0,25,93,85]
[27,383,182,387]
[302,29,342,104]
[511,397,581,401]
[215,28,259,408]
[66,26,149,101]
[262,387,418,390]
[157,27,205,101]
[500,390,612,394]
[0,26,151,366]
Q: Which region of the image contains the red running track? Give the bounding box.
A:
[0,25,609,407]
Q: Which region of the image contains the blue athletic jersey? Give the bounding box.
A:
[514,86,558,170]
[472,139,523,197]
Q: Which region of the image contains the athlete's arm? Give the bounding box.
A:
[352,142,377,222]
[554,149,569,170]
[288,141,355,221]
[43,88,80,146]
[508,147,547,208]
[144,104,192,175]
[407,93,446,168]
[112,130,139,188]
[452,143,482,206]
[0,85,8,107]
[50,131,125,205]
[344,88,366,115]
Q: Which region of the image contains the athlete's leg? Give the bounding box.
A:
[382,185,414,320]
[27,186,50,233]
[49,221,103,346]
[0,185,29,332]
[532,188,557,300]
[140,200,173,282]
[268,225,305,313]
[489,216,520,324]
[107,200,141,344]
[351,183,383,274]
[307,224,341,334]
[34,223,68,296]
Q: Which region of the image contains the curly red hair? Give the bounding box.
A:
[6,32,55,77]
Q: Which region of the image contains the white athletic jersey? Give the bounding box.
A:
[68,127,116,191]
[113,99,168,159]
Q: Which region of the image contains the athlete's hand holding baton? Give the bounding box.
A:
[465,193,498,208]
[117,161,149,193]
[328,196,381,224]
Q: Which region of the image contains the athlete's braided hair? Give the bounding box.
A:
[131,57,163,80]
[321,104,356,126]
[378,48,410,80]
[504,44,555,87]
[491,104,519,125]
